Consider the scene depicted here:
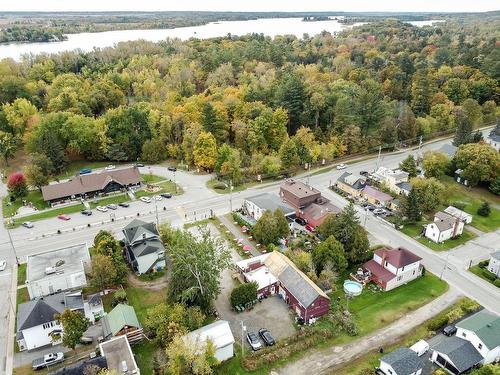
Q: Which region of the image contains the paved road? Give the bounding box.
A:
[2,130,499,370]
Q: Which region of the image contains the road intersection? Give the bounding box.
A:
[1,131,499,372]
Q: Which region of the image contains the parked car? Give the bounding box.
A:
[81,210,92,216]
[79,168,92,175]
[360,171,369,177]
[140,196,152,203]
[118,202,130,208]
[373,208,386,215]
[246,333,262,351]
[336,163,347,170]
[32,352,65,370]
[443,325,457,336]
[167,166,177,172]
[57,214,71,221]
[305,224,315,232]
[104,165,115,170]
[0,260,6,271]
[96,206,108,212]
[135,162,144,167]
[22,221,34,228]
[364,204,376,211]
[106,204,118,210]
[258,328,275,346]
[294,217,307,226]
[79,336,93,345]
[153,195,162,201]
[160,193,172,199]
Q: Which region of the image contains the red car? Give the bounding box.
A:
[57,214,71,221]
[305,224,315,232]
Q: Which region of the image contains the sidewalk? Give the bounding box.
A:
[218,214,260,257]
[275,287,461,375]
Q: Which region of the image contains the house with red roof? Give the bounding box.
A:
[363,247,423,291]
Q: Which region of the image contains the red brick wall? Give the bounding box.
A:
[279,283,330,322]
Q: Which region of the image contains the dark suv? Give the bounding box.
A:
[258,328,275,346]
[443,325,457,336]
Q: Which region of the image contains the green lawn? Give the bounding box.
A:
[133,341,159,375]
[126,286,166,324]
[135,181,182,198]
[207,178,258,194]
[2,189,49,218]
[469,265,500,288]
[88,193,130,208]
[329,272,448,337]
[6,202,86,228]
[441,176,500,232]
[17,263,27,286]
[142,173,166,184]
[400,221,476,251]
[16,288,30,311]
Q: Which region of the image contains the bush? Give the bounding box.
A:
[230,282,258,309]
[494,279,500,288]
[213,182,228,190]
[113,289,127,304]
[458,299,481,314]
[427,314,449,332]
[7,172,27,198]
[478,260,489,268]
[481,269,497,282]
[477,202,491,217]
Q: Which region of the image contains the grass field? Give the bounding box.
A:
[135,180,182,198]
[207,178,259,194]
[400,222,476,251]
[441,176,500,232]
[142,173,166,184]
[17,263,27,286]
[2,189,48,218]
[469,265,500,288]
[6,202,85,227]
[88,193,130,208]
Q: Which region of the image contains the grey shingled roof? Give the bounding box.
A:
[277,266,321,308]
[396,181,412,192]
[438,143,457,157]
[433,336,483,373]
[337,172,366,190]
[381,347,423,375]
[246,193,295,216]
[491,251,500,261]
[123,219,160,245]
[17,294,66,331]
[51,356,107,375]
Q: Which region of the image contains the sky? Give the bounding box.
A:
[0,0,498,13]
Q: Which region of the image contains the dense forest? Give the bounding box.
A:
[0,15,498,186]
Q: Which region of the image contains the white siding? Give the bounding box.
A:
[215,344,234,362]
[395,261,420,276]
[20,321,62,351]
[28,271,87,299]
[456,327,500,364]
[244,200,263,221]
[487,258,500,277]
[379,360,422,375]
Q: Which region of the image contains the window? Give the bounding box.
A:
[478,343,482,350]
[401,266,405,271]
[397,276,402,281]
[462,332,466,338]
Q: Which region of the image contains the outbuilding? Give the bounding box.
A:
[182,320,235,362]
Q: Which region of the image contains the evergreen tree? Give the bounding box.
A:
[403,189,421,222]
[399,155,418,178]
[453,108,473,146]
[274,72,305,133]
[477,202,490,217]
[201,102,224,143]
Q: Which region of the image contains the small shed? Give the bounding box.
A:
[182,320,235,362]
[101,304,143,343]
[444,206,473,224]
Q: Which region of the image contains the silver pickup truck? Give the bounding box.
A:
[32,352,65,370]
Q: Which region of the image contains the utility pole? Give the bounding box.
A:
[154,199,159,229]
[440,251,451,280]
[416,135,423,165]
[229,179,233,212]
[375,146,382,171]
[240,320,246,357]
[7,228,19,265]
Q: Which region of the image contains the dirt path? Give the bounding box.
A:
[127,272,168,290]
[274,287,461,375]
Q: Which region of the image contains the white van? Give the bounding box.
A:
[410,339,430,357]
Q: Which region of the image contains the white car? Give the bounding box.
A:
[0,260,6,271]
[140,196,152,203]
[153,195,162,201]
[336,163,347,170]
[96,206,108,212]
[105,165,116,170]
[22,221,34,228]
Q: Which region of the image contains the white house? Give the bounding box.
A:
[379,347,423,375]
[243,193,295,222]
[487,251,500,277]
[26,244,91,299]
[16,291,96,351]
[182,320,235,362]
[363,247,423,291]
[444,206,473,224]
[425,212,464,243]
[431,310,500,374]
[372,167,411,196]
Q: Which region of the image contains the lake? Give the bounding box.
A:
[0,17,444,61]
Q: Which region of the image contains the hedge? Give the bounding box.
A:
[230,282,258,309]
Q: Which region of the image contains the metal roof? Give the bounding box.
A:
[246,193,295,216]
[456,310,500,349]
[102,304,141,337]
[183,320,235,350]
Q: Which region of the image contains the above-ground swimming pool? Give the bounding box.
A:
[343,280,363,296]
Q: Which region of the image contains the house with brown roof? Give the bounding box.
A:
[362,185,393,207]
[235,251,330,323]
[41,167,143,205]
[363,247,423,291]
[280,180,341,228]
